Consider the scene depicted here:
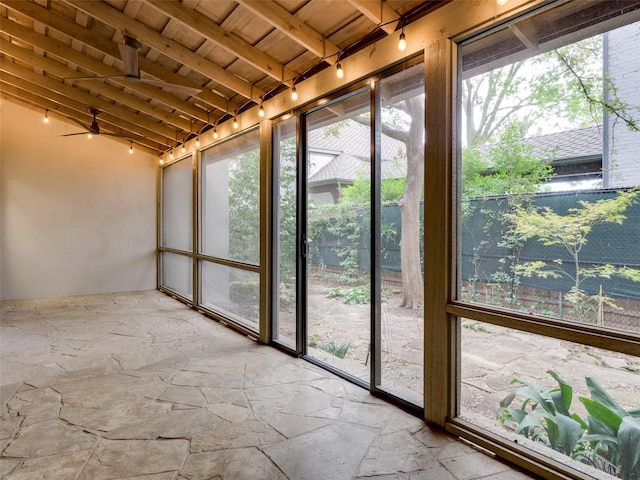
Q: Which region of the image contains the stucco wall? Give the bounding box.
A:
[0,101,157,300]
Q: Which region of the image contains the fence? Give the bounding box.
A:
[310,189,640,301]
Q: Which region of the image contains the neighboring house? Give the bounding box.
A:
[604,22,640,188]
[307,120,406,205]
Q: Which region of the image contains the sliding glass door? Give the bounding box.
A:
[272,61,426,408]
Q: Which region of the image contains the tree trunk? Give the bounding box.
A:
[397,98,425,308]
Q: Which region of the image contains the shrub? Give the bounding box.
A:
[499,370,640,479]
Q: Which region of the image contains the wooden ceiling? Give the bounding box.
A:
[0,0,445,155]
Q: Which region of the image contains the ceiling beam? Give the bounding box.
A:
[235,0,341,65]
[1,0,235,116]
[0,39,195,134]
[64,0,265,101]
[145,0,296,86]
[347,0,400,34]
[0,59,177,143]
[0,82,164,153]
[0,16,209,123]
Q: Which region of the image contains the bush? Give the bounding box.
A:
[499,370,640,479]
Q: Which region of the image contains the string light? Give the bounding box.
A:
[195,135,200,147]
[291,86,298,101]
[336,61,344,79]
[259,102,264,117]
[213,125,219,139]
[181,143,186,154]
[169,148,174,160]
[497,0,508,4]
[87,133,93,139]
[233,115,239,129]
[129,141,134,154]
[159,157,164,165]
[398,30,406,51]
[43,109,49,123]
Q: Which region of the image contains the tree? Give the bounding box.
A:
[507,189,640,323]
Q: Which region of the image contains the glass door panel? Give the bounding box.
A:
[377,63,425,406]
[273,117,298,349]
[305,89,371,381]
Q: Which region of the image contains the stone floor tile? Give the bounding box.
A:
[2,419,97,458]
[266,411,336,438]
[2,449,92,480]
[180,447,287,480]
[357,429,436,477]
[263,423,377,480]
[157,385,207,407]
[206,402,252,422]
[77,438,189,480]
[105,408,226,440]
[0,458,21,478]
[440,451,511,480]
[190,419,285,452]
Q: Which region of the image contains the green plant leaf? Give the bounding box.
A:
[500,391,517,408]
[515,414,544,437]
[554,414,585,456]
[516,386,556,416]
[580,397,623,431]
[586,377,627,418]
[618,416,640,478]
[547,370,573,415]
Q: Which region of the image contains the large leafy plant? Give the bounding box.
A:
[499,370,640,479]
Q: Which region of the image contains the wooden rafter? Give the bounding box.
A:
[236,0,340,65]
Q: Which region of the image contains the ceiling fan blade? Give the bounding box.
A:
[139,78,202,96]
[60,132,91,137]
[68,117,91,130]
[118,42,140,77]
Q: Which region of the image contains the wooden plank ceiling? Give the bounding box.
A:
[0,0,444,155]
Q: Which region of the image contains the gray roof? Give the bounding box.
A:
[308,123,602,186]
[308,153,406,185]
[477,125,602,162]
[307,119,407,162]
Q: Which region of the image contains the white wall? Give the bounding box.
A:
[0,101,157,300]
[605,21,640,188]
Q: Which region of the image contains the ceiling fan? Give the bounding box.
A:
[67,35,202,96]
[61,108,131,139]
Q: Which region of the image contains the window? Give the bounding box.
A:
[199,128,261,331]
[455,3,640,479]
[159,156,193,300]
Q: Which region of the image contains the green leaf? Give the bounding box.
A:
[554,414,584,456]
[580,397,623,431]
[500,391,517,408]
[515,414,544,436]
[586,377,627,418]
[619,417,640,478]
[516,386,556,416]
[547,370,573,414]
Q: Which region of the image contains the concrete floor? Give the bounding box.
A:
[0,290,537,480]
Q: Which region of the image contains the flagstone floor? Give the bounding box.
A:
[0,290,538,480]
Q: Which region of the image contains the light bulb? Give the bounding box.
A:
[497,0,508,4]
[43,110,49,123]
[336,62,344,79]
[233,117,239,129]
[291,86,298,101]
[213,127,218,139]
[129,142,134,154]
[87,133,93,139]
[181,144,186,153]
[195,136,200,147]
[259,104,264,117]
[398,32,406,52]
[169,149,174,160]
[159,158,164,165]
